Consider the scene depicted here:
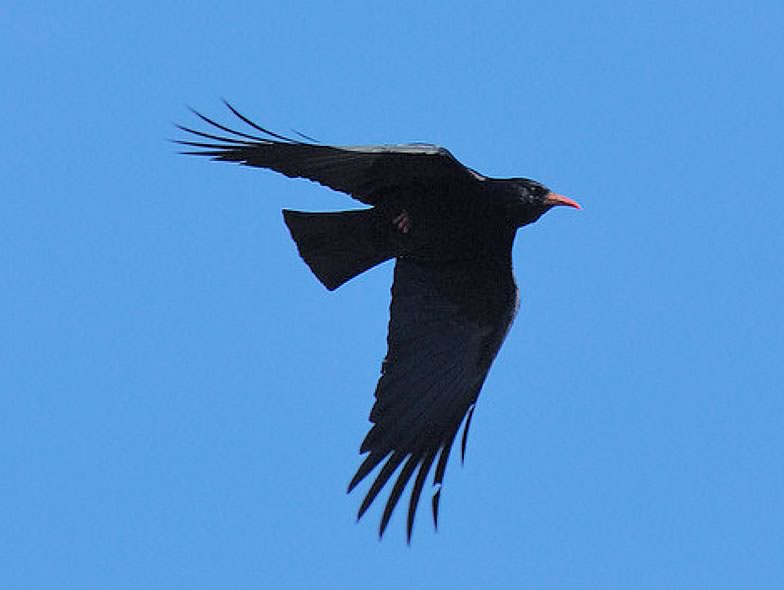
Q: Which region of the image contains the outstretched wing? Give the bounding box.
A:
[348,257,519,541]
[174,101,483,206]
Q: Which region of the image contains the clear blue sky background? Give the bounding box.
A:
[3,2,783,588]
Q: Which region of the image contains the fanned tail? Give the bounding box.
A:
[282,208,397,291]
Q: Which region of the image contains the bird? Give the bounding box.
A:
[174,101,580,542]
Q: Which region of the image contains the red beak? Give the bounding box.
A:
[544,193,581,209]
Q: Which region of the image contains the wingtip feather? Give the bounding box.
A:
[378,456,418,538]
[357,453,404,521]
[432,487,442,529]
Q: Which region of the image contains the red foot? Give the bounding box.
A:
[392,210,411,234]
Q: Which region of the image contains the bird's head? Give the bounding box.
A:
[505,178,581,227]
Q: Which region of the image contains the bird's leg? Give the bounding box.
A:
[392,210,411,234]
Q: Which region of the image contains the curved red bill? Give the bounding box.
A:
[544,193,581,209]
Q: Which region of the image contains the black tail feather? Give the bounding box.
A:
[283,208,397,291]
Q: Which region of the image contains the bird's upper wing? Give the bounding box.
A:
[348,256,519,541]
[175,102,483,206]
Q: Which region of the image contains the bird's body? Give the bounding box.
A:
[176,102,579,541]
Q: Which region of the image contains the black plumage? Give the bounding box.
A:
[175,101,580,541]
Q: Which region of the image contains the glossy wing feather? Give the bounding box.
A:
[350,257,518,539]
[175,102,480,206]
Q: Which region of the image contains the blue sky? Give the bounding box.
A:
[2,1,783,588]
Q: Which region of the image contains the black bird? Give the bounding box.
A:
[175,102,580,541]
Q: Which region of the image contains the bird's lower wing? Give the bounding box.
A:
[349,257,518,541]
